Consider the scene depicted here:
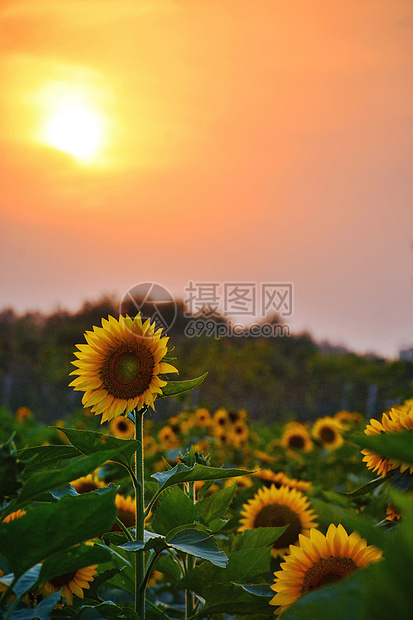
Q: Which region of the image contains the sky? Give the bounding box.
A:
[1,0,412,359]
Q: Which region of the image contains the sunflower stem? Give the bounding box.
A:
[185,481,196,620]
[133,408,146,620]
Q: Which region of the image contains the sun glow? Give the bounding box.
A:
[45,105,103,162]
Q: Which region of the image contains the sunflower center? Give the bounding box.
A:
[319,427,336,444]
[253,504,302,549]
[101,343,155,400]
[288,434,305,449]
[117,419,129,433]
[50,571,77,587]
[301,557,357,594]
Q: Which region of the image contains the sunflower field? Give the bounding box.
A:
[2,315,413,620]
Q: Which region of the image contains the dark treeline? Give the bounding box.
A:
[0,296,412,423]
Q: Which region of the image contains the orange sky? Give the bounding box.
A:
[1,0,412,358]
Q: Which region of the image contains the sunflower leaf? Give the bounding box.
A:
[340,471,394,497]
[55,427,140,470]
[190,582,274,618]
[0,487,118,577]
[347,429,413,466]
[159,373,208,397]
[166,527,228,567]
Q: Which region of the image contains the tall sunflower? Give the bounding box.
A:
[238,485,318,557]
[69,314,178,423]
[361,405,413,477]
[71,473,105,494]
[281,423,313,453]
[270,524,382,615]
[41,565,98,606]
[311,416,344,451]
[254,470,313,494]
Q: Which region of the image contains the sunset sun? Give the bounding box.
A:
[45,105,102,162]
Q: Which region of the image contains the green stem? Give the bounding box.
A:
[133,408,146,620]
[115,517,134,542]
[185,481,196,620]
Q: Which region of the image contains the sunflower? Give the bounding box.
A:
[158,425,180,449]
[311,417,344,451]
[15,406,31,422]
[230,421,249,447]
[254,470,313,494]
[385,504,401,521]
[281,423,313,452]
[270,523,383,615]
[69,314,178,423]
[361,405,413,477]
[194,408,211,427]
[238,485,318,557]
[2,509,26,523]
[71,473,105,494]
[213,408,229,429]
[109,415,135,439]
[42,565,98,606]
[334,410,364,429]
[255,449,276,464]
[111,494,136,531]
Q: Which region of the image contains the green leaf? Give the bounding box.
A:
[347,429,413,466]
[56,428,140,470]
[3,591,62,620]
[196,483,236,527]
[151,486,196,535]
[362,491,413,619]
[18,445,81,476]
[0,487,118,577]
[74,601,139,619]
[160,373,208,397]
[166,528,228,567]
[0,435,24,500]
[151,463,253,497]
[39,542,128,586]
[281,569,367,619]
[1,452,121,517]
[192,582,273,618]
[229,527,288,552]
[340,471,394,498]
[152,555,183,581]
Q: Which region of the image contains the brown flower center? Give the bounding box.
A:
[50,571,77,587]
[288,434,305,449]
[319,426,337,444]
[116,419,129,433]
[301,557,357,594]
[101,343,155,400]
[253,504,302,549]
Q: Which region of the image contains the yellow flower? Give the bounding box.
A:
[311,416,344,451]
[238,485,318,557]
[194,408,211,427]
[270,524,382,615]
[385,504,401,521]
[158,425,180,449]
[112,494,136,530]
[281,423,313,452]
[213,408,229,429]
[254,470,312,493]
[71,473,105,494]
[2,509,26,523]
[15,406,31,422]
[109,415,135,439]
[229,421,249,447]
[361,406,413,477]
[69,314,178,423]
[42,565,98,606]
[334,410,364,429]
